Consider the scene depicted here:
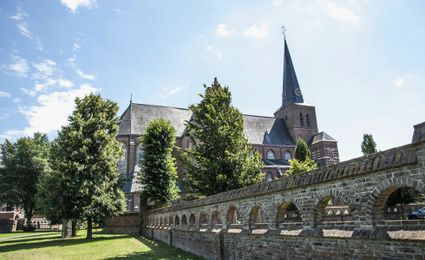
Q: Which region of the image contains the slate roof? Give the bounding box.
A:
[281,38,304,109]
[119,103,295,146]
[311,131,337,145]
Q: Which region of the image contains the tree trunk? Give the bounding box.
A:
[86,217,93,239]
[71,219,77,237]
[25,208,33,230]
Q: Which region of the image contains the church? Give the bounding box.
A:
[117,39,340,212]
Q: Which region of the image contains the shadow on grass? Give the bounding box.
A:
[0,233,130,253]
[0,234,62,246]
[104,236,202,260]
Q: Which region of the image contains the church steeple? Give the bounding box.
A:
[282,38,304,108]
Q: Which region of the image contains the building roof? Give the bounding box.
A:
[281,38,304,109]
[311,131,337,144]
[119,103,295,146]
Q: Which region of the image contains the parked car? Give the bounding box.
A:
[408,207,425,219]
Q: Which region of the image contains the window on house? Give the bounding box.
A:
[118,143,127,175]
[267,150,276,160]
[284,151,292,161]
[300,113,304,127]
[306,114,311,127]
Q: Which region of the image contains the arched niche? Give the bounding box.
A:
[227,206,241,226]
[199,212,208,227]
[211,211,222,227]
[276,202,302,227]
[189,214,196,226]
[181,215,188,226]
[314,196,353,225]
[175,215,180,226]
[248,206,266,226]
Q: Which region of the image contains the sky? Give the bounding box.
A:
[0,0,424,161]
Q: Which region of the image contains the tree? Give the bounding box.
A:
[361,134,377,155]
[138,119,179,207]
[285,139,317,176]
[53,94,126,239]
[182,78,264,196]
[294,139,311,161]
[387,187,420,219]
[0,133,50,230]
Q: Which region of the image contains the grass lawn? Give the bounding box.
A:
[0,230,201,260]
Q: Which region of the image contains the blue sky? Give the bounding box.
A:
[0,0,424,161]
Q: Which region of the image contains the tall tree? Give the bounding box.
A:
[294,139,311,162]
[361,134,377,155]
[0,133,50,229]
[387,187,420,220]
[285,139,317,176]
[138,119,179,207]
[182,78,264,196]
[53,94,126,239]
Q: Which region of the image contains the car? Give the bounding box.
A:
[408,207,425,219]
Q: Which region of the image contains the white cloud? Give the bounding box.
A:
[272,0,283,6]
[160,85,185,98]
[77,69,95,80]
[16,22,32,38]
[319,1,360,25]
[58,78,74,88]
[6,55,29,78]
[11,8,33,38]
[20,87,36,97]
[73,42,81,51]
[13,97,22,103]
[32,59,57,79]
[0,91,11,98]
[2,84,97,138]
[206,46,223,60]
[216,24,232,37]
[393,77,405,88]
[60,0,96,12]
[243,23,269,39]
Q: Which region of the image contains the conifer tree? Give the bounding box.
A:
[138,119,179,207]
[53,94,126,239]
[361,134,377,155]
[182,78,264,196]
[286,138,317,176]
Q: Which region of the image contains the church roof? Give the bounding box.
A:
[311,131,337,144]
[119,103,295,146]
[281,38,304,109]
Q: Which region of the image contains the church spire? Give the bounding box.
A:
[282,37,304,108]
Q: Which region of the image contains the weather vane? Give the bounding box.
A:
[281,26,287,40]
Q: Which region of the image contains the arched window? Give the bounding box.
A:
[181,215,188,226]
[248,206,266,226]
[118,143,127,175]
[266,172,273,182]
[199,212,208,227]
[227,206,241,225]
[299,113,304,127]
[267,150,276,160]
[135,144,143,171]
[211,211,222,225]
[284,151,292,161]
[189,214,196,226]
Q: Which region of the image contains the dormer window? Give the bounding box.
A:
[267,150,276,160]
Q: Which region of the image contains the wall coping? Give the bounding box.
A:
[148,141,424,215]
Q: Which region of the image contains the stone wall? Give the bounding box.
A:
[142,140,425,259]
[104,212,140,235]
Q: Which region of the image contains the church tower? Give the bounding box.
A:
[274,38,319,144]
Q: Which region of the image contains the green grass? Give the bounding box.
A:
[0,230,201,260]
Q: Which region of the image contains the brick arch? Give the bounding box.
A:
[367,176,425,222]
[226,205,241,225]
[248,205,266,226]
[276,200,303,227]
[313,189,356,226]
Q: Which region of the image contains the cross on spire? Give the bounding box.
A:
[281,26,287,40]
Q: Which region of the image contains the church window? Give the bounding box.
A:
[284,151,292,161]
[266,172,273,182]
[135,144,143,171]
[299,113,304,127]
[306,114,311,127]
[267,150,276,160]
[118,143,127,175]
